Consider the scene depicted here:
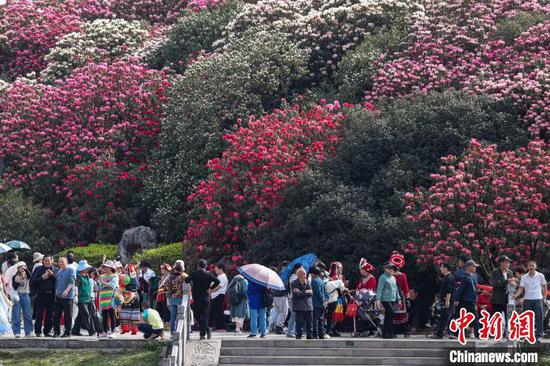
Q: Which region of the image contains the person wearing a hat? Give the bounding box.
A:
[32,252,44,272]
[97,260,119,338]
[72,260,98,336]
[376,262,400,339]
[490,255,513,324]
[356,258,376,292]
[389,251,411,338]
[11,261,34,337]
[453,259,479,338]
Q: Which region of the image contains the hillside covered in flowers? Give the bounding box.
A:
[0,0,548,272]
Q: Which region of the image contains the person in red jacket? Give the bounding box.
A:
[390,251,411,337]
[356,258,376,292]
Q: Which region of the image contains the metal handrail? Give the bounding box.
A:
[160,296,191,366]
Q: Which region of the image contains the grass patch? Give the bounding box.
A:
[0,344,163,366]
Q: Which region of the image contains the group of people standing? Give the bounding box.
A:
[434,255,547,343]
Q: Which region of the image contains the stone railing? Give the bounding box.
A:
[160,297,191,366]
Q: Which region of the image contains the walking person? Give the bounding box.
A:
[97,260,119,338]
[185,259,220,340]
[209,262,228,330]
[247,280,267,338]
[11,262,34,337]
[165,261,186,332]
[53,257,76,337]
[376,262,400,339]
[311,267,328,339]
[291,268,313,339]
[271,261,289,334]
[515,260,547,343]
[390,252,410,337]
[490,255,513,327]
[431,263,455,339]
[30,254,58,337]
[227,274,248,333]
[453,260,479,339]
[72,260,98,336]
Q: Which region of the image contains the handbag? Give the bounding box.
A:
[345,301,358,318]
[8,288,20,304]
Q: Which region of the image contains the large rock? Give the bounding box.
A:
[118,226,157,263]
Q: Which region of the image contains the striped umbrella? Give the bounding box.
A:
[0,243,12,254]
[6,240,31,251]
[237,264,285,291]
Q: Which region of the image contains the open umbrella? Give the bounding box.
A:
[6,240,31,251]
[0,243,12,255]
[280,253,317,284]
[237,264,285,291]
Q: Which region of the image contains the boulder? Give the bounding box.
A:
[118,226,157,263]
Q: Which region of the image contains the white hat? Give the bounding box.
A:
[33,252,44,263]
[102,260,116,269]
[114,261,123,268]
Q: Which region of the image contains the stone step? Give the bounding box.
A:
[220,347,446,357]
[220,339,460,349]
[218,356,446,365]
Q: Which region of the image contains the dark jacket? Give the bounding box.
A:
[311,276,328,308]
[291,279,313,312]
[30,265,59,296]
[489,268,513,305]
[454,272,478,303]
[184,269,220,299]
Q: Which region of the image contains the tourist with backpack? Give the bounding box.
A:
[227,274,248,333]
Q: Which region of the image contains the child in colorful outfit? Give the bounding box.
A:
[97,260,119,338]
[119,264,140,335]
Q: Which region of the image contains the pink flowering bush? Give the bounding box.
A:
[367,0,550,138]
[0,61,170,243]
[185,102,348,265]
[405,140,549,273]
[0,0,82,78]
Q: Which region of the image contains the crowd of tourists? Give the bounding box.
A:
[0,250,547,343]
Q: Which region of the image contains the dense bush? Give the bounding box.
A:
[41,19,149,83]
[405,140,549,273]
[0,0,82,79]
[137,242,184,272]
[59,243,118,267]
[146,1,243,73]
[221,0,423,80]
[0,189,57,255]
[144,28,308,242]
[250,92,530,270]
[185,101,347,266]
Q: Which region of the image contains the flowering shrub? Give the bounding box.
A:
[367,0,550,138]
[143,27,308,242]
[0,61,170,243]
[185,102,348,265]
[41,19,149,83]
[405,140,550,273]
[222,0,423,79]
[109,0,224,23]
[0,0,82,78]
[146,0,243,73]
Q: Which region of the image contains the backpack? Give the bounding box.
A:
[227,279,244,305]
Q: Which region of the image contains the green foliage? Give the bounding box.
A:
[492,11,549,44]
[251,92,530,279]
[137,242,183,272]
[60,243,117,267]
[0,189,57,255]
[146,1,243,73]
[336,26,411,102]
[144,27,308,242]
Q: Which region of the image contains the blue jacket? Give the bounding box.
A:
[55,267,76,299]
[311,277,328,308]
[454,272,478,303]
[247,281,266,310]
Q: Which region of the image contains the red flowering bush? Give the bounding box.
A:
[0,60,170,243]
[0,0,82,78]
[367,0,550,138]
[185,101,348,265]
[405,140,550,273]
